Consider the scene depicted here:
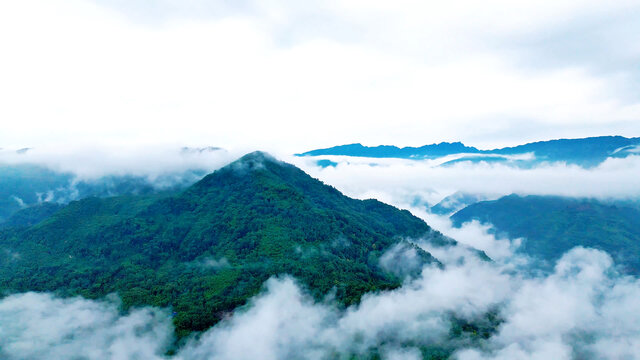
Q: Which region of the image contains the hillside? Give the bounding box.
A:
[451,194,640,273]
[0,152,446,337]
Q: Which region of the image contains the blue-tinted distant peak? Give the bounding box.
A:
[298,136,640,167]
[298,141,479,159]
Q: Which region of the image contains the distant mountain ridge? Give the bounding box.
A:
[300,142,479,159]
[298,136,640,167]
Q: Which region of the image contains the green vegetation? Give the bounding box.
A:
[451,194,640,273]
[0,202,63,229]
[0,152,444,337]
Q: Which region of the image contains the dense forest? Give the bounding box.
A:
[0,152,450,338]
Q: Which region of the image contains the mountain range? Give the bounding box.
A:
[298,135,640,167]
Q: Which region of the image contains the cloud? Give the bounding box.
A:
[192,257,231,270]
[177,277,334,360]
[0,146,243,215]
[0,145,237,180]
[173,246,640,360]
[2,242,640,359]
[1,0,640,151]
[456,248,640,359]
[288,155,640,206]
[10,196,26,208]
[417,215,520,263]
[379,241,428,278]
[0,293,172,360]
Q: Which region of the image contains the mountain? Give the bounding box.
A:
[451,194,640,273]
[298,136,640,167]
[0,152,448,337]
[298,142,480,158]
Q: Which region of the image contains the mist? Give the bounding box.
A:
[0,145,245,220]
[288,154,640,206]
[0,145,241,180]
[2,234,639,359]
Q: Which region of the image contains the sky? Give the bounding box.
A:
[1,0,640,153]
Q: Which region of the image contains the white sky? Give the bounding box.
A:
[1,0,639,153]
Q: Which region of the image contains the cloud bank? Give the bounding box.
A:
[0,145,239,180]
[1,0,640,150]
[289,155,640,206]
[0,293,172,359]
[2,237,639,359]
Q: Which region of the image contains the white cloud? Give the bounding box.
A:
[288,154,640,205]
[456,248,640,359]
[0,144,238,180]
[177,277,334,360]
[1,0,639,151]
[3,245,640,359]
[0,293,172,359]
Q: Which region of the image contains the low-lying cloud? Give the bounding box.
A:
[0,293,172,359]
[289,154,640,205]
[0,145,239,180]
[0,146,244,216]
[2,236,639,359]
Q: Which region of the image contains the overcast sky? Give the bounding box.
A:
[1,0,639,152]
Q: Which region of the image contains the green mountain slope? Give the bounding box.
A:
[451,194,640,273]
[0,152,445,337]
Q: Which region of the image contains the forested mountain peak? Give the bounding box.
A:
[196,150,297,184]
[0,152,447,337]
